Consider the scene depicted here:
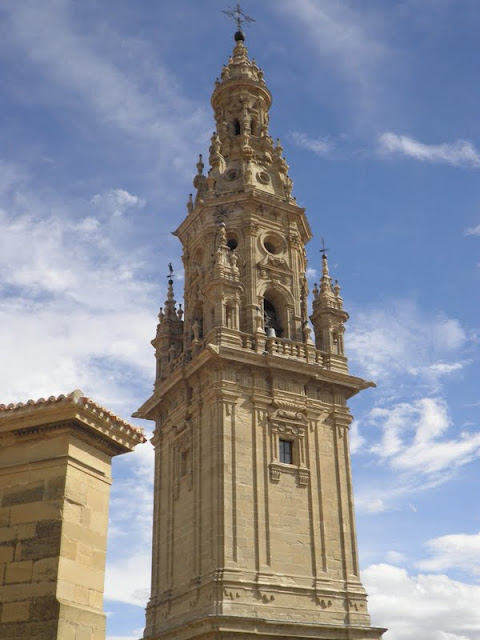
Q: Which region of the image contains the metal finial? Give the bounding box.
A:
[320,237,329,257]
[167,262,174,280]
[222,3,255,32]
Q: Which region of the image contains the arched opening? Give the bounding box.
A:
[233,119,241,136]
[250,118,257,135]
[227,237,238,250]
[263,298,283,337]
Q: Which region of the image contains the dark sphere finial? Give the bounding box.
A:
[234,30,245,42]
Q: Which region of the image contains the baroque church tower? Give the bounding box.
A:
[136,27,385,640]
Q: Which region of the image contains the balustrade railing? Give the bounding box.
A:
[161,332,328,382]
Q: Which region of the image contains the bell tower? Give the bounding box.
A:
[136,27,385,640]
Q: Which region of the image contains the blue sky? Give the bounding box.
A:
[0,1,479,639]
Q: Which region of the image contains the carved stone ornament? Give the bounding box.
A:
[257,254,292,281]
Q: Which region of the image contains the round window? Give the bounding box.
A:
[257,171,271,184]
[263,234,283,255]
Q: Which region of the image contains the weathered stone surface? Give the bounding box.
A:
[0,543,14,564]
[2,483,45,507]
[30,595,60,621]
[16,520,62,561]
[0,390,144,639]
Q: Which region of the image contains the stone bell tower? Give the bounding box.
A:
[136,28,385,640]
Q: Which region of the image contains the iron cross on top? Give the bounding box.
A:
[222,3,255,31]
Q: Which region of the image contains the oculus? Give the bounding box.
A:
[256,171,271,184]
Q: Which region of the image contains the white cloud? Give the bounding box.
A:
[464,224,480,237]
[105,551,151,607]
[417,532,480,576]
[363,564,480,640]
[364,498,386,514]
[368,397,480,477]
[91,189,145,218]
[290,131,332,155]
[424,362,465,375]
[378,133,480,168]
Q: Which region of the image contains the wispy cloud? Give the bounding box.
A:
[276,0,387,87]
[464,224,480,237]
[0,0,209,168]
[290,131,332,155]
[348,300,468,388]
[378,132,480,168]
[417,531,480,576]
[91,189,145,219]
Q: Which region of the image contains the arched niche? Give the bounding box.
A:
[193,246,203,266]
[261,284,293,338]
[191,303,204,341]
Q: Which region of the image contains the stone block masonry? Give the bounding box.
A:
[0,390,145,640]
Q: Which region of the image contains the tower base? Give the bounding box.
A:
[144,615,386,640]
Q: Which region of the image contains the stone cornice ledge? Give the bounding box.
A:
[0,390,146,455]
[147,614,387,640]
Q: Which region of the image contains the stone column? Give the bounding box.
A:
[0,390,145,640]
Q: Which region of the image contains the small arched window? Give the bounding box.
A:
[233,119,241,136]
[250,119,257,135]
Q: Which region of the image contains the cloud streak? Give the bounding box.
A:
[0,0,209,169]
[464,224,480,237]
[378,133,480,168]
[276,0,387,87]
[290,131,332,155]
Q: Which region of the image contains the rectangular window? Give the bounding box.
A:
[279,439,293,464]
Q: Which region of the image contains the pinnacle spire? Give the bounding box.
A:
[319,253,334,297]
[312,250,345,312]
[162,273,179,321]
